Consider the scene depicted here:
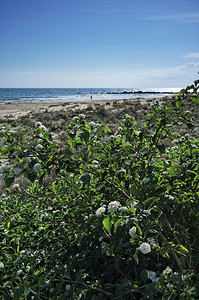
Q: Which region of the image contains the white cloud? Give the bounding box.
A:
[183,52,199,59]
[147,13,199,23]
[1,62,199,88]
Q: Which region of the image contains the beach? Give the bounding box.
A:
[0,95,177,119]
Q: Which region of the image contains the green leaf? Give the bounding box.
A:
[179,88,185,96]
[80,174,91,186]
[68,139,75,149]
[122,142,132,148]
[191,96,199,105]
[131,184,140,197]
[175,98,182,108]
[157,143,166,154]
[103,217,112,234]
[128,207,136,214]
[133,248,139,264]
[63,149,73,157]
[5,176,15,187]
[114,218,123,233]
[140,269,148,282]
[97,125,111,133]
[13,287,23,300]
[80,130,90,145]
[34,266,45,276]
[135,223,142,236]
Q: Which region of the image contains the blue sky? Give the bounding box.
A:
[0,0,199,88]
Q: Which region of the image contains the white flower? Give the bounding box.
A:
[129,226,137,238]
[40,125,47,131]
[35,144,43,151]
[0,262,4,269]
[92,160,99,168]
[119,206,128,211]
[124,114,130,119]
[34,163,42,172]
[147,270,160,282]
[151,276,159,283]
[147,271,156,280]
[143,178,149,183]
[166,283,173,291]
[13,167,20,175]
[173,272,178,275]
[96,205,106,216]
[121,218,129,226]
[35,121,43,128]
[79,114,85,119]
[89,121,95,128]
[4,281,11,287]
[106,250,111,256]
[140,242,151,254]
[0,165,7,173]
[65,284,71,291]
[0,174,5,182]
[108,201,121,212]
[162,266,172,275]
[16,269,23,276]
[12,184,19,190]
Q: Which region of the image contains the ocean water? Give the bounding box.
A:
[0,88,180,103]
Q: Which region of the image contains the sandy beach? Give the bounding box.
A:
[0,96,176,119]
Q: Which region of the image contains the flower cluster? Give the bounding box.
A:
[35,144,43,151]
[120,217,129,226]
[101,241,111,256]
[12,183,20,190]
[108,201,121,212]
[162,266,172,275]
[95,205,106,216]
[34,163,42,173]
[96,201,121,216]
[0,164,7,173]
[129,226,137,238]
[140,242,151,254]
[35,122,47,131]
[13,167,20,175]
[147,271,159,283]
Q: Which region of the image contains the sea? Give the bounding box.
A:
[0,88,180,103]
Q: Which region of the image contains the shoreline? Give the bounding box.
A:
[0,95,177,118]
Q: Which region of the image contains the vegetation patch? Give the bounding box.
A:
[0,81,199,299]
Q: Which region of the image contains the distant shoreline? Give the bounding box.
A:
[106,91,177,95]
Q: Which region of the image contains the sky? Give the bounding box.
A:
[0,0,199,88]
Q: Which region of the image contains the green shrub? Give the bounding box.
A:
[0,81,198,299]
